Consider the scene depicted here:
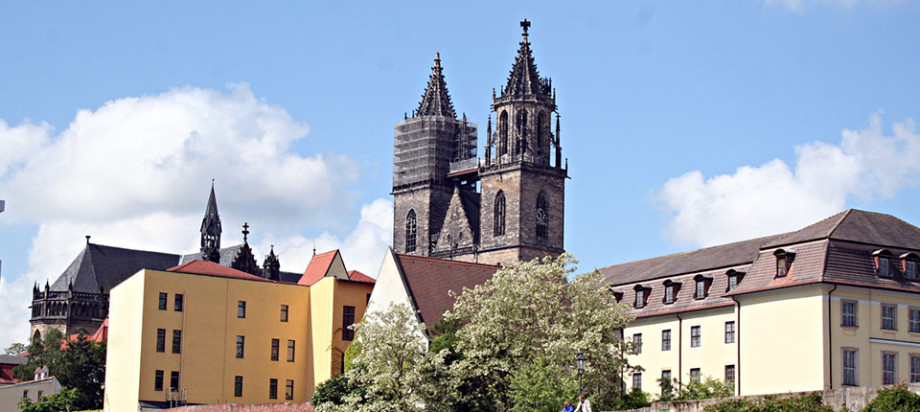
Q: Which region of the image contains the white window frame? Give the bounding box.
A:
[690,325,701,348]
[882,304,898,331]
[662,329,671,351]
[841,300,858,327]
[633,333,642,355]
[842,348,858,386]
[724,321,735,344]
[883,352,898,385]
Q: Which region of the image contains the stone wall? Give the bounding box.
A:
[158,402,313,412]
[616,383,920,412]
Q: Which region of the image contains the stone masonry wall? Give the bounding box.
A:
[158,402,313,412]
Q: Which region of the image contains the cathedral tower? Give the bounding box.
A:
[392,53,478,257]
[200,182,222,263]
[477,19,567,264]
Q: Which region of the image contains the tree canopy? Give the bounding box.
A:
[13,330,105,411]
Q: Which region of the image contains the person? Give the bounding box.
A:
[562,400,574,412]
[574,394,592,412]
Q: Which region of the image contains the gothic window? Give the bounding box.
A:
[494,191,506,237]
[405,210,417,252]
[536,193,548,240]
[498,111,509,156]
[516,110,528,154]
[537,112,547,157]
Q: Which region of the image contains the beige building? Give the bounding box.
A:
[103,252,373,411]
[0,373,61,411]
[602,209,920,397]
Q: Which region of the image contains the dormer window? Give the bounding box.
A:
[726,270,745,292]
[901,253,918,280]
[612,290,624,304]
[774,249,796,278]
[663,280,680,305]
[634,285,650,309]
[693,275,711,299]
[873,249,892,278]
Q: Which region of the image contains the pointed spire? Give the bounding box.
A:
[485,114,493,166]
[503,19,551,99]
[200,181,222,263]
[263,245,281,281]
[416,52,457,118]
[231,222,259,276]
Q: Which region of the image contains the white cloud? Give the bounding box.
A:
[658,113,920,247]
[0,84,393,348]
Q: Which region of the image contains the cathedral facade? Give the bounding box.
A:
[392,20,568,265]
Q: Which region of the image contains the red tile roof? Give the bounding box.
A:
[167,260,271,282]
[396,254,500,326]
[348,270,376,284]
[299,250,339,286]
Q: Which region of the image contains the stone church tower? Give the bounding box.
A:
[392,20,567,265]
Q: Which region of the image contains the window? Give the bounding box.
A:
[174,294,183,311]
[912,355,920,383]
[499,111,509,156]
[236,336,245,358]
[634,286,648,309]
[285,379,294,400]
[727,270,744,292]
[842,300,858,327]
[271,338,280,361]
[843,349,858,386]
[156,329,166,352]
[536,193,548,240]
[280,305,289,322]
[882,304,898,330]
[238,301,246,318]
[883,352,898,385]
[287,340,295,362]
[234,376,243,397]
[691,326,701,348]
[155,370,164,391]
[725,365,735,384]
[493,192,506,236]
[343,306,356,341]
[662,329,672,351]
[724,321,735,344]
[695,278,706,299]
[690,368,701,383]
[37,391,42,399]
[632,372,642,389]
[774,249,795,278]
[878,257,891,277]
[661,370,672,384]
[911,309,920,333]
[22,390,27,399]
[158,293,167,310]
[269,378,278,399]
[906,259,918,280]
[172,330,182,354]
[664,284,675,304]
[406,210,417,252]
[170,371,179,390]
[632,333,642,354]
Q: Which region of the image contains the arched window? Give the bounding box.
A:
[405,210,417,252]
[536,112,547,157]
[498,111,509,156]
[494,191,506,237]
[516,110,528,154]
[536,192,548,239]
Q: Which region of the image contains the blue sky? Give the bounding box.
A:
[1,1,920,347]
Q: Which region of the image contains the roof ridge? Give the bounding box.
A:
[826,208,855,241]
[85,242,178,256]
[396,253,501,268]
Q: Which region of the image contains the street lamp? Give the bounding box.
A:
[576,352,587,397]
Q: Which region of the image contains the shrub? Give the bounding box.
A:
[862,385,920,412]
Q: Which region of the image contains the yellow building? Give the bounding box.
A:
[103,250,374,411]
[602,210,920,397]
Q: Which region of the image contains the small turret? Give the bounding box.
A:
[263,245,281,281]
[230,223,260,276]
[199,181,222,263]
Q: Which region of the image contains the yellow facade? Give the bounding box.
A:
[104,268,373,411]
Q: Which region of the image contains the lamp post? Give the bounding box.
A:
[576,352,587,397]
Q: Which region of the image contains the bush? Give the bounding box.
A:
[609,387,652,410]
[704,392,833,412]
[508,356,578,412]
[862,385,920,412]
[312,374,358,407]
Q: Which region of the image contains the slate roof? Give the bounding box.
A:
[51,243,180,293]
[416,53,456,118]
[179,244,244,267]
[0,355,27,366]
[606,209,920,318]
[396,254,500,326]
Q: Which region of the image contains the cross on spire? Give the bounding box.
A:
[242,222,250,242]
[520,19,530,34]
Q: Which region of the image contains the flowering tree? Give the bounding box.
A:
[442,254,636,410]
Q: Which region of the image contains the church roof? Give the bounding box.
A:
[416,53,456,118]
[167,260,271,282]
[503,19,550,99]
[50,242,180,294]
[396,254,500,326]
[179,244,244,266]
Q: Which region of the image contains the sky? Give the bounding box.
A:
[1,1,920,348]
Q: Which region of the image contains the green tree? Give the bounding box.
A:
[609,387,652,410]
[312,374,362,407]
[862,385,920,412]
[18,387,79,412]
[442,254,636,410]
[4,342,27,356]
[13,330,105,410]
[508,356,578,412]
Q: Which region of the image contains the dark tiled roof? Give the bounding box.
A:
[600,234,782,286]
[396,254,500,326]
[51,243,180,293]
[764,209,920,250]
[278,271,303,284]
[0,355,28,366]
[179,244,243,267]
